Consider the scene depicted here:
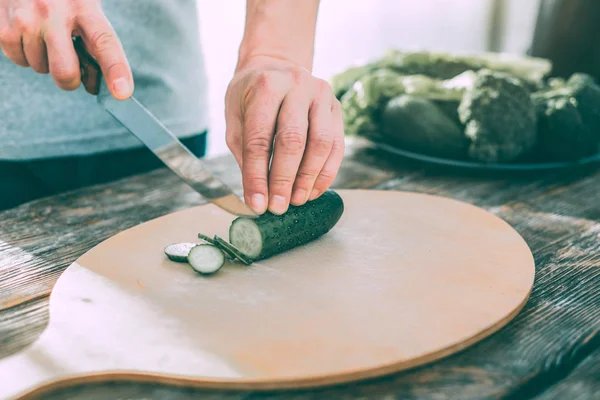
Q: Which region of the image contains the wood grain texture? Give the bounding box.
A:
[1,140,599,399]
[533,347,600,400]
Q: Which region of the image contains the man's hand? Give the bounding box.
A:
[225,56,344,215]
[227,0,344,215]
[0,0,133,99]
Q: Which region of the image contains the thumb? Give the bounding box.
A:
[78,11,133,100]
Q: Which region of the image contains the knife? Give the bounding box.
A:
[72,37,256,218]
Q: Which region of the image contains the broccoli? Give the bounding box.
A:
[566,73,600,133]
[457,69,537,163]
[531,73,600,161]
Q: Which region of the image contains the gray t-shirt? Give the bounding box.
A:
[0,0,209,161]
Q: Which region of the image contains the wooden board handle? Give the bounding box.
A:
[0,348,61,399]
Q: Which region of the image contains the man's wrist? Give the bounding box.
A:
[236,0,319,72]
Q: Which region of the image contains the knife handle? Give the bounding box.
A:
[72,36,102,96]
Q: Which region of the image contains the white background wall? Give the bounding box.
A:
[196,0,542,156]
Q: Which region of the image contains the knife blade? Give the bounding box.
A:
[73,37,256,218]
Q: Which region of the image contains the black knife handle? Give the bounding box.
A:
[72,36,102,96]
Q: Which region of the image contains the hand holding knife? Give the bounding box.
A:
[72,37,257,218]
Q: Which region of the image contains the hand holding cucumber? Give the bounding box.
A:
[225,56,345,216]
[164,189,344,276]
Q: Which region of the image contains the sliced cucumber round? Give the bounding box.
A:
[164,242,197,263]
[229,189,344,261]
[187,244,225,275]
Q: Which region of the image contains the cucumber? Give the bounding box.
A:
[198,233,233,260]
[164,242,197,262]
[213,235,253,265]
[197,233,217,246]
[187,244,225,275]
[228,189,344,261]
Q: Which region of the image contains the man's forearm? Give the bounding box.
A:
[236,0,320,72]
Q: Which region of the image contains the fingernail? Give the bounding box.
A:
[251,194,266,213]
[309,189,320,200]
[112,77,133,98]
[270,195,288,214]
[291,189,307,205]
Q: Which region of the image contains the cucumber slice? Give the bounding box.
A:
[229,189,344,261]
[187,244,225,275]
[213,235,253,265]
[164,242,196,262]
[198,233,233,260]
[197,233,217,245]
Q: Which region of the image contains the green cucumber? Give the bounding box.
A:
[187,244,225,275]
[213,235,253,265]
[197,233,217,245]
[228,189,344,261]
[198,233,233,259]
[164,242,196,262]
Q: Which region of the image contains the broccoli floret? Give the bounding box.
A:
[566,73,600,133]
[458,69,537,163]
[531,73,600,161]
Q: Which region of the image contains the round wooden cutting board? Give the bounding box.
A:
[0,190,535,399]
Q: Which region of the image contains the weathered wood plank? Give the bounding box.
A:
[0,298,47,359]
[533,347,600,400]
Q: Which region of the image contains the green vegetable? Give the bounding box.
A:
[340,68,407,140]
[229,190,344,261]
[531,73,600,161]
[377,49,551,89]
[381,95,468,159]
[458,69,537,163]
[341,69,474,140]
[564,73,600,135]
[164,242,196,263]
[187,244,225,275]
[330,63,375,99]
[213,235,253,265]
[197,232,232,259]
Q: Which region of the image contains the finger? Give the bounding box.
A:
[78,10,133,99]
[241,78,288,214]
[0,3,13,53]
[44,23,81,90]
[0,2,9,29]
[310,99,345,200]
[1,9,30,67]
[267,90,311,214]
[290,91,334,206]
[22,11,49,74]
[226,113,244,169]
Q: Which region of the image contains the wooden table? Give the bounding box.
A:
[1,139,598,400]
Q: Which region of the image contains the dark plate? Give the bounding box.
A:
[372,141,600,174]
